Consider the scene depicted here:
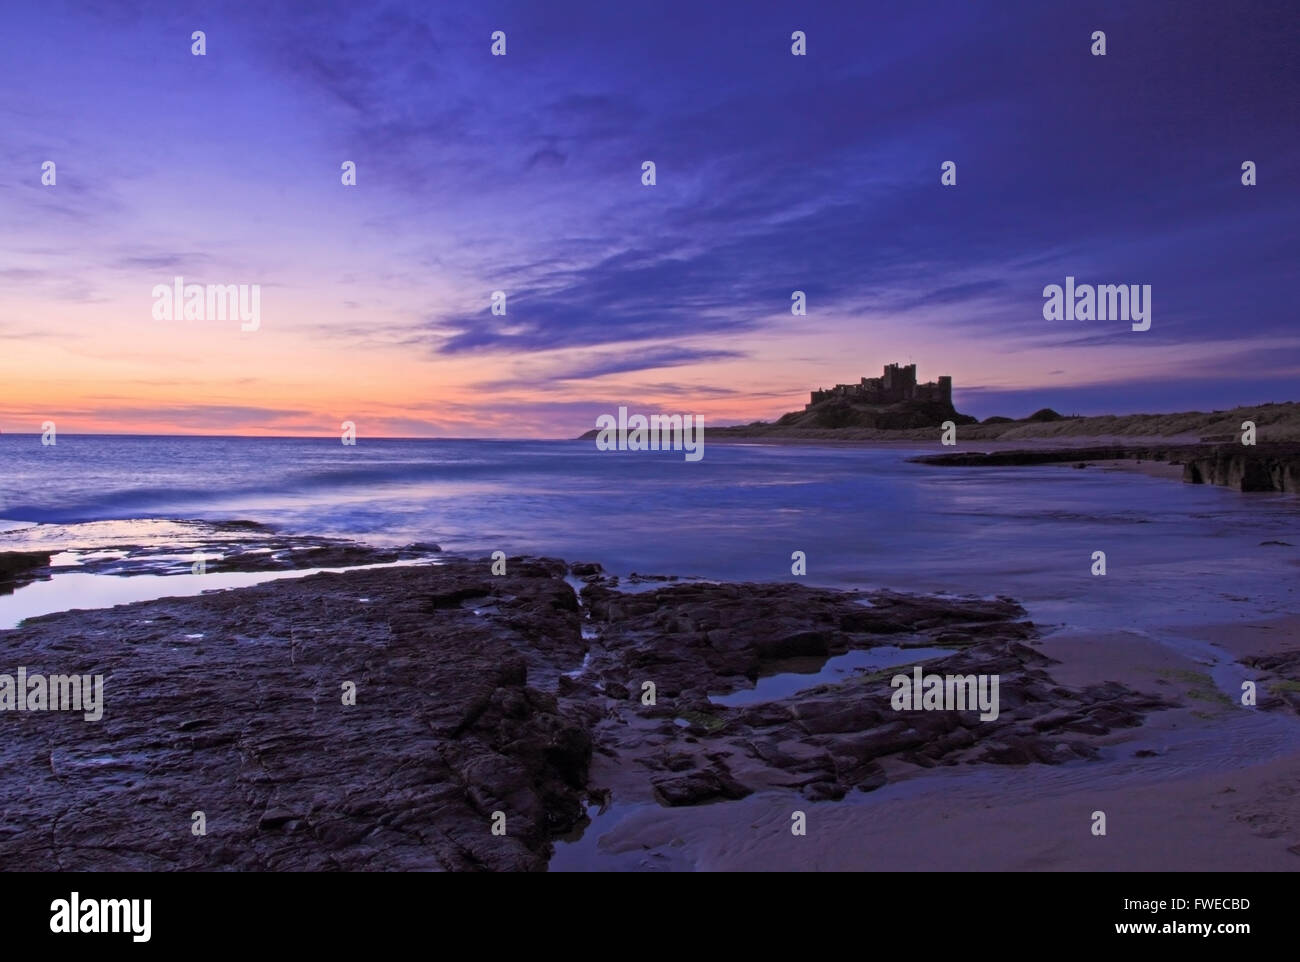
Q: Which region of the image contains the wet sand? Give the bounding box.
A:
[2,524,1297,872]
[557,620,1300,870]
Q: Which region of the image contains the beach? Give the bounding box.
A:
[1,436,1297,870]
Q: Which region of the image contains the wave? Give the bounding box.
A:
[0,446,623,524]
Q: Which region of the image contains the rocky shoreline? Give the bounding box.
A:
[0,520,442,602]
[10,545,1285,870]
[913,443,1300,494]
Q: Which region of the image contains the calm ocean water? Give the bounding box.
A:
[1,434,1297,634]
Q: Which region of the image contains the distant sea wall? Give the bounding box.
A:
[914,444,1300,494]
[1180,447,1300,493]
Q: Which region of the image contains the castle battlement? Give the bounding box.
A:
[807,363,952,409]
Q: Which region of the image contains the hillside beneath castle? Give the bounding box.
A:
[770,393,971,431]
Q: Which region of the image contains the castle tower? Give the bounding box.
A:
[881,363,917,400]
[881,363,899,394]
[900,363,917,399]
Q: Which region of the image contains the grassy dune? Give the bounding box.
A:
[705,401,1300,444]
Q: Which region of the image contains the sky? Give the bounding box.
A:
[0,0,1296,437]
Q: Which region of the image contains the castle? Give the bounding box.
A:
[807,363,952,409]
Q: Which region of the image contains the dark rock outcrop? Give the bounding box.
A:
[1180,446,1300,493]
[0,555,1182,869]
[575,578,1173,805]
[0,561,589,871]
[915,443,1300,494]
[0,551,51,593]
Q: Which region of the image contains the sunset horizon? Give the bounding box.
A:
[2,0,1298,906]
[4,1,1296,438]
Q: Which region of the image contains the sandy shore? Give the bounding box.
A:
[3,533,1295,872]
[581,745,1300,871]
[558,620,1300,870]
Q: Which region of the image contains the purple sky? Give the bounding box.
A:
[1,0,1297,435]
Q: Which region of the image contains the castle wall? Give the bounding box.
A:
[806,364,952,411]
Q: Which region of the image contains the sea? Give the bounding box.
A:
[5,433,1300,869]
[1,434,1297,642]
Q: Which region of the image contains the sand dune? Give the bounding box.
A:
[705,401,1300,444]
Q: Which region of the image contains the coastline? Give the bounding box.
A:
[648,432,1300,496]
[913,442,1300,494]
[2,533,1297,871]
[2,438,1297,871]
[577,400,1300,444]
